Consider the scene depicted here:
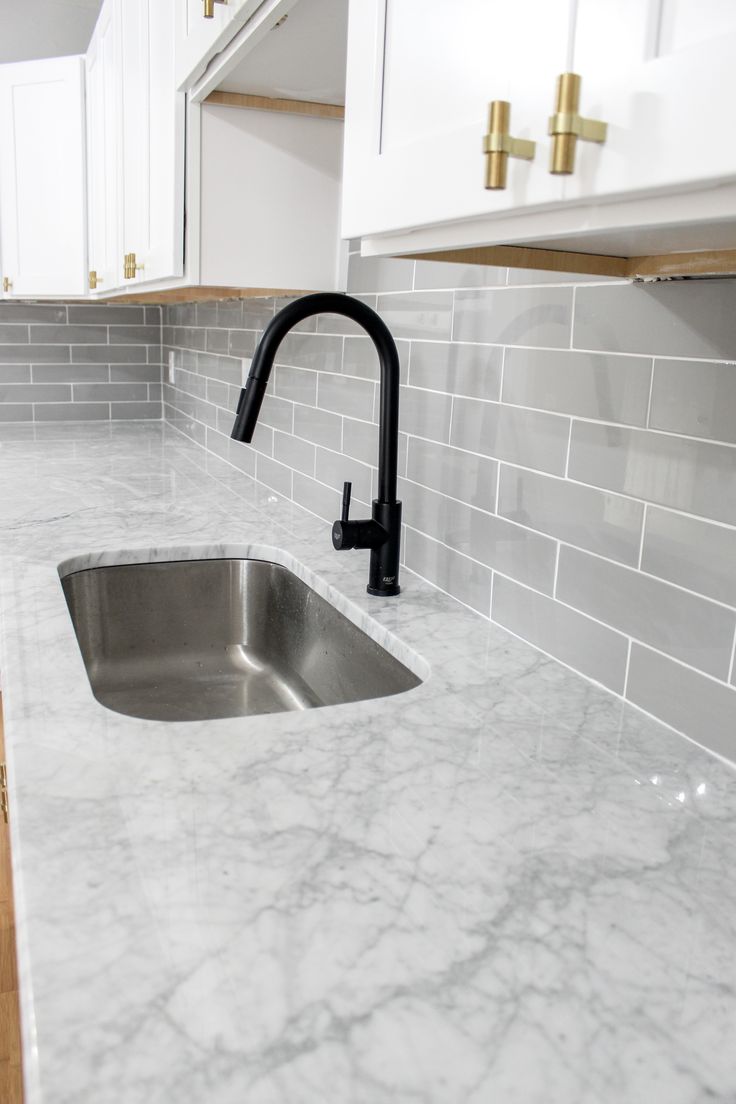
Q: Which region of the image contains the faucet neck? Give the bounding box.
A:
[231,293,400,504]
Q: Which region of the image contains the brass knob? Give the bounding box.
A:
[203,0,227,16]
[2,277,12,293]
[89,270,103,290]
[483,101,535,190]
[548,73,607,175]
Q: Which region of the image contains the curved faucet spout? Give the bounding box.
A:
[231,293,403,596]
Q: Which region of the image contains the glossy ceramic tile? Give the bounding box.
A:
[450,397,569,474]
[574,280,736,358]
[377,290,454,340]
[627,644,736,762]
[406,438,497,511]
[641,507,736,609]
[557,545,736,679]
[453,286,573,347]
[408,340,502,400]
[498,465,644,565]
[568,421,736,525]
[492,575,629,692]
[503,347,652,425]
[649,357,736,444]
[403,526,493,614]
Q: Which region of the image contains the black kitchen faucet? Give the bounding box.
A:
[231,293,402,596]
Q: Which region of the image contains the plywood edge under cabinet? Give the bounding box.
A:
[104,285,314,304]
[204,91,344,121]
[404,245,736,280]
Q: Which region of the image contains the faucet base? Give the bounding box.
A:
[367,500,402,597]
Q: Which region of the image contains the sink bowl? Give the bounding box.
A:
[61,558,422,722]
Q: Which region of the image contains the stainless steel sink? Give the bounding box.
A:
[61,558,422,722]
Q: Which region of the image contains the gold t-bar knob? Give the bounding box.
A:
[203,0,227,16]
[549,73,607,175]
[2,277,12,293]
[483,101,535,190]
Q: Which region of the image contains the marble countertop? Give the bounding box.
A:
[0,422,734,1104]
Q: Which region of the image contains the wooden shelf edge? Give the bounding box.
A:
[204,90,345,121]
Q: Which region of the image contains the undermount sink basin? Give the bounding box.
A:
[61,558,422,722]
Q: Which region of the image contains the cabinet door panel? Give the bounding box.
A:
[567,0,736,203]
[86,0,122,293]
[0,57,87,297]
[342,0,568,241]
[121,0,185,286]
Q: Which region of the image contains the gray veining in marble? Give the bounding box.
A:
[0,424,734,1104]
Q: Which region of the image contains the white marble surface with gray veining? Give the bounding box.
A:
[0,422,734,1104]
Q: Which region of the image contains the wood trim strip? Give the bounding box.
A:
[104,286,312,304]
[204,90,345,121]
[405,245,630,278]
[626,248,736,277]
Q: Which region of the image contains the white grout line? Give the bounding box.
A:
[637,503,648,570]
[729,624,736,685]
[552,542,561,597]
[563,417,573,477]
[569,285,576,349]
[645,357,655,428]
[622,638,633,697]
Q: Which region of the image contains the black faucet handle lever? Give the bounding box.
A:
[341,480,352,522]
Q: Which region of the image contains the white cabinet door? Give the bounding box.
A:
[0,56,87,297]
[566,0,736,204]
[342,0,569,241]
[121,0,185,286]
[175,0,265,91]
[86,0,122,293]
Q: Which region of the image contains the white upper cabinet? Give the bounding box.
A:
[120,0,185,286]
[175,0,265,90]
[566,0,736,204]
[342,0,736,264]
[0,56,87,297]
[342,0,569,241]
[85,0,185,293]
[86,1,121,293]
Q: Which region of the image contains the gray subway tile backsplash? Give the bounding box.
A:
[156,266,736,759]
[649,357,736,444]
[502,347,652,425]
[453,286,573,347]
[557,545,736,679]
[450,397,570,474]
[0,300,162,421]
[568,421,736,526]
[497,465,644,565]
[3,261,729,758]
[492,575,629,693]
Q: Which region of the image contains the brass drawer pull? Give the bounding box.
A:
[483,101,535,190]
[203,0,227,17]
[549,72,607,175]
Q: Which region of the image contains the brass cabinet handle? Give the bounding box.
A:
[203,0,227,17]
[483,100,535,190]
[89,270,103,290]
[123,253,144,280]
[2,277,12,293]
[548,73,607,175]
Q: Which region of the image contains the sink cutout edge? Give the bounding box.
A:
[57,543,432,685]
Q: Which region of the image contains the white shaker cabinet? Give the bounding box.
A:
[175,0,265,90]
[86,0,185,293]
[565,0,736,207]
[0,56,87,297]
[120,0,185,287]
[86,1,121,293]
[342,0,569,241]
[343,0,736,271]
